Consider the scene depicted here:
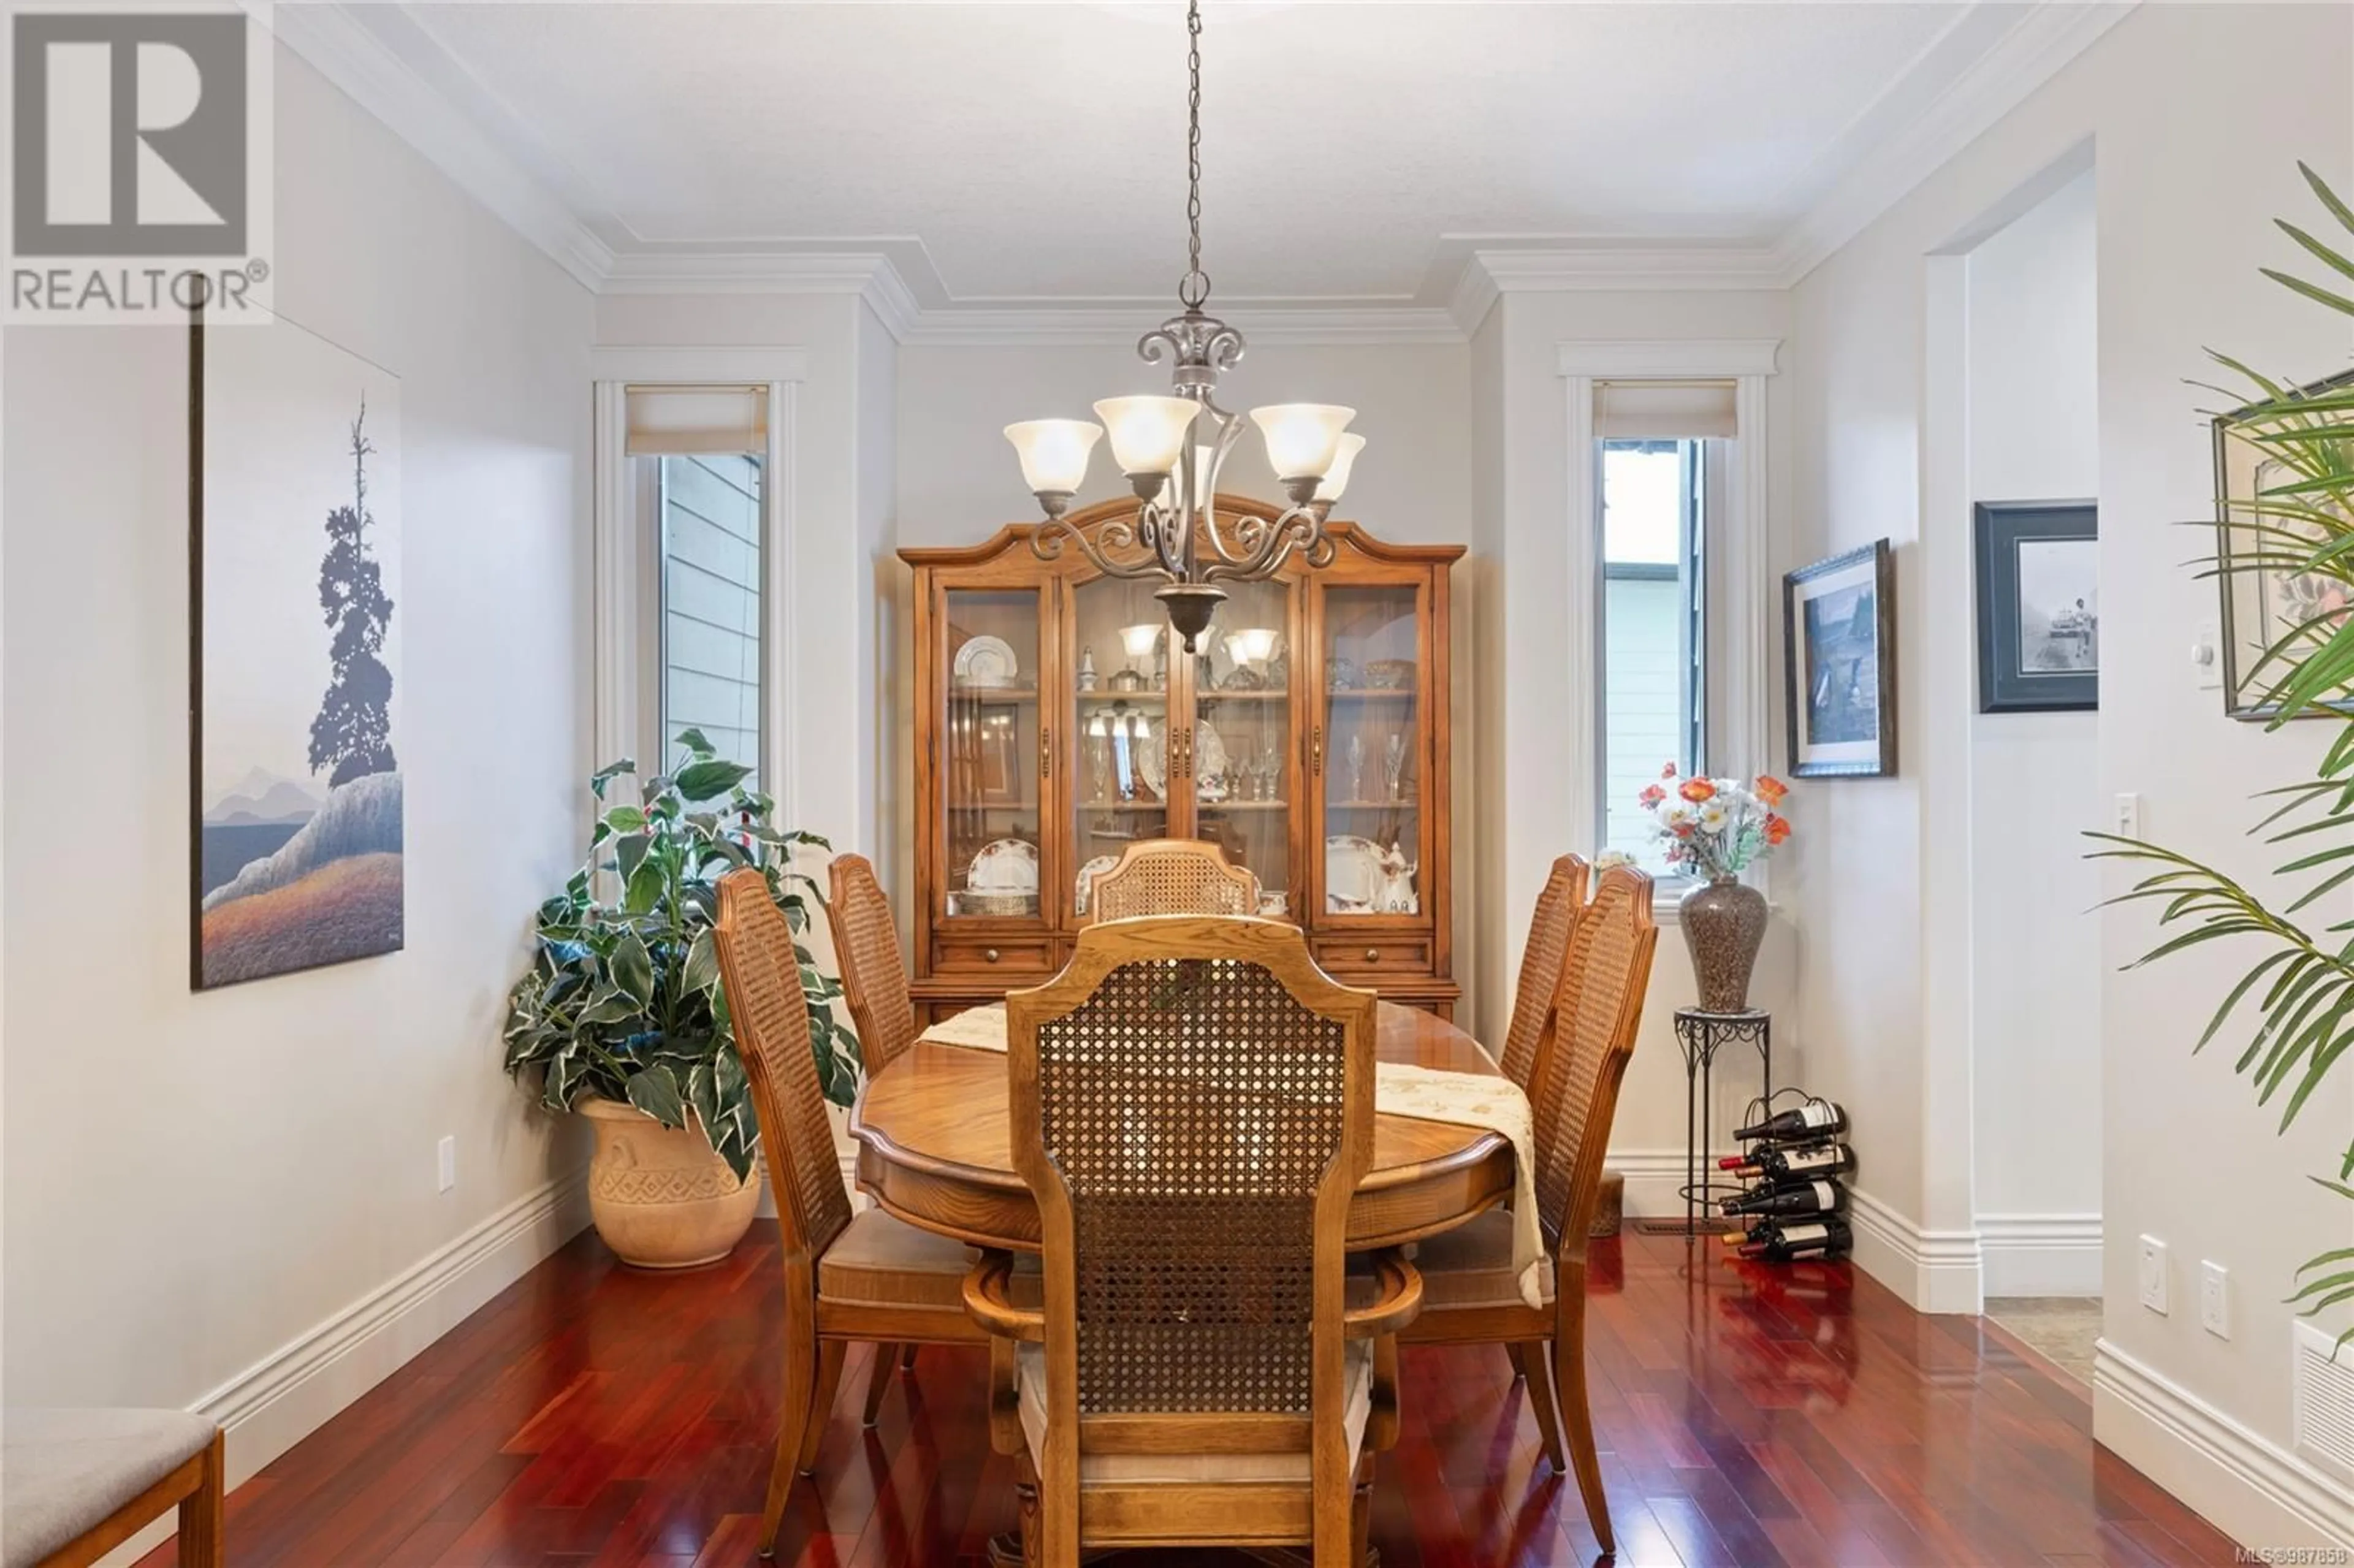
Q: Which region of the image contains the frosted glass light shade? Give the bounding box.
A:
[1093,396,1198,478]
[1004,419,1100,495]
[1119,623,1162,660]
[1313,433,1366,503]
[1224,627,1279,666]
[1249,403,1355,482]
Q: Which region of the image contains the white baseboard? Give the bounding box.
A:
[1604,1146,1741,1217]
[1979,1212,2103,1298]
[1845,1187,1983,1314]
[2095,1337,2354,1553]
[100,1165,593,1565]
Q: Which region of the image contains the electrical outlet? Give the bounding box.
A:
[2139,1235,2169,1315]
[2200,1261,2230,1338]
[437,1135,456,1194]
[2114,793,2144,840]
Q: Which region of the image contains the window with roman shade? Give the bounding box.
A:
[627,384,769,786]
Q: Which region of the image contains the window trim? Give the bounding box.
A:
[1560,340,1780,919]
[592,348,803,823]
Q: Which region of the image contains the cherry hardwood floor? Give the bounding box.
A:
[138,1222,2238,1567]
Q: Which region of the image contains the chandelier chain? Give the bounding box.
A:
[1179,0,1208,310]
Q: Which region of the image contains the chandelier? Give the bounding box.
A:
[1002,0,1363,652]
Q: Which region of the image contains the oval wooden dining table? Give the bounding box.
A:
[850,1000,1516,1252]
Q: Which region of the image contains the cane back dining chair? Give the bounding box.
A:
[1390,866,1656,1555]
[1490,854,1586,1396]
[826,853,920,1082]
[1496,854,1591,1094]
[961,916,1423,1567]
[712,869,992,1559]
[823,853,931,1382]
[1084,837,1260,923]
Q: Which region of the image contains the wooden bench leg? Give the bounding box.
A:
[177,1430,224,1568]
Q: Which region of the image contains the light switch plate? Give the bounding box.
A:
[2193,621,2222,691]
[437,1135,456,1193]
[2200,1261,2230,1338]
[2139,1235,2169,1315]
[2114,793,2144,840]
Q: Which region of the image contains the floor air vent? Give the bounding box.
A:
[2294,1319,2354,1479]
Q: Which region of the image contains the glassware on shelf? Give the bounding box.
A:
[1347,733,1366,803]
[1384,732,1407,802]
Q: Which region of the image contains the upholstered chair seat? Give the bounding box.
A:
[813,1209,975,1307]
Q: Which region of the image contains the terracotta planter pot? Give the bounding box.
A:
[579,1095,758,1269]
[1679,876,1767,1013]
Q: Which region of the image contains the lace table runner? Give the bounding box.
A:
[916,1003,1545,1309]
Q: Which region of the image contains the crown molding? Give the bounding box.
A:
[897,302,1463,348]
[1772,0,2137,285]
[271,3,614,292]
[1557,339,1782,379]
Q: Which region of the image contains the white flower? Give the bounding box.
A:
[1698,802,1729,833]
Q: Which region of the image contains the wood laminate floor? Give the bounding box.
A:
[135,1224,2236,1566]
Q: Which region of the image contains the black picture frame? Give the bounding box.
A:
[1973,500,2098,713]
[1783,540,1896,778]
[2213,367,2354,721]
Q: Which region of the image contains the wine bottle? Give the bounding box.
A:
[1718,1142,1856,1181]
[1718,1178,1846,1219]
[1732,1097,1848,1144]
[1724,1216,1853,1262]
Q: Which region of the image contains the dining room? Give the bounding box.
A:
[5,2,2353,1566]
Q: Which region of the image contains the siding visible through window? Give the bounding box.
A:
[1600,439,1708,873]
[660,454,762,784]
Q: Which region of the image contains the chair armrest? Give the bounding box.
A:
[963,1250,1047,1342]
[1343,1249,1423,1339]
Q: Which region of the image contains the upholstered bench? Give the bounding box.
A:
[2,1410,223,1567]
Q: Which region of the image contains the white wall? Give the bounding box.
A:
[1785,1,2353,1546]
[592,292,886,867]
[1475,290,1799,1184]
[1964,169,2103,1296]
[1,39,595,1505]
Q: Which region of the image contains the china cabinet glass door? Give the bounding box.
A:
[1317,580,1430,920]
[942,587,1047,922]
[1065,576,1173,919]
[1190,577,1297,919]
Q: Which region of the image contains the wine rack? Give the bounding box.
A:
[1718,1090,1854,1264]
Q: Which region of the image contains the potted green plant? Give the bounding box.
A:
[2095,164,2354,1349]
[503,729,861,1269]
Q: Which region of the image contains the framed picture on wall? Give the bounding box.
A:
[192,312,405,989]
[1974,501,2098,713]
[2213,368,2354,721]
[1783,540,1896,778]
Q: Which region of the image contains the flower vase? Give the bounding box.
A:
[1680,876,1767,1013]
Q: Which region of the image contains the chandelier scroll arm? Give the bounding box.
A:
[1028,511,1183,582]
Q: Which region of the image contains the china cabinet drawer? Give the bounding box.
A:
[931,937,1057,976]
[1316,938,1434,975]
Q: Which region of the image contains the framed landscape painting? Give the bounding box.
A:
[192,314,403,989]
[1783,539,1895,778]
[1974,500,2098,713]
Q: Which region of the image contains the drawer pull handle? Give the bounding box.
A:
[1364,948,1380,964]
[985,948,1001,964]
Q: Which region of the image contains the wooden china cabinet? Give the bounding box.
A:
[902,494,1463,1022]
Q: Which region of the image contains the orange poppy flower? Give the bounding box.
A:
[1679,778,1716,804]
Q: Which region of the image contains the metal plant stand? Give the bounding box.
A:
[1659,1008,1772,1236]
